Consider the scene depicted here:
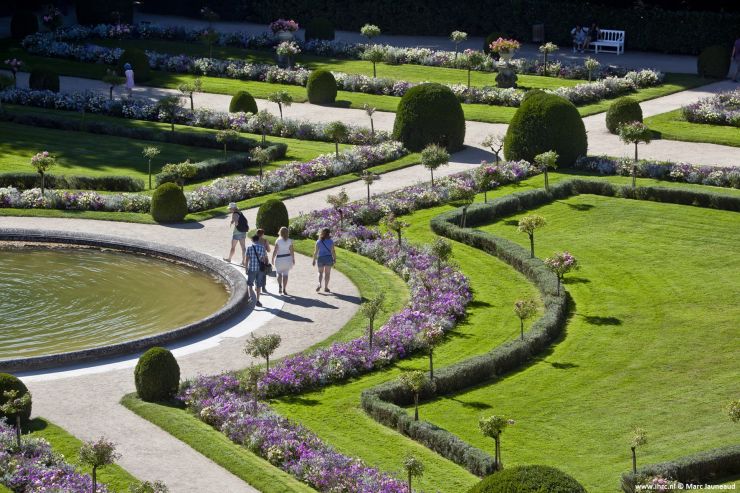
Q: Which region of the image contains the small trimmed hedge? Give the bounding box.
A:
[150,183,187,222]
[306,69,337,104]
[117,48,151,82]
[621,445,740,493]
[229,91,258,114]
[134,347,180,402]
[305,18,335,41]
[697,45,731,79]
[10,10,38,40]
[0,373,32,423]
[0,172,144,192]
[606,97,643,134]
[470,465,587,493]
[28,70,60,93]
[256,199,289,235]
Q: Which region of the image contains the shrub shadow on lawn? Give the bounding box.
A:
[563,276,590,285]
[276,395,321,407]
[24,418,49,433]
[564,202,595,211]
[582,315,622,326]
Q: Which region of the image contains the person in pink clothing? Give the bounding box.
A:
[124,62,134,96]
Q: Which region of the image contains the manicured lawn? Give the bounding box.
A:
[415,194,740,492]
[645,109,740,147]
[25,418,139,491]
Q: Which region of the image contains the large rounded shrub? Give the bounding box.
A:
[150,183,187,223]
[116,48,151,82]
[605,96,643,134]
[468,465,587,493]
[305,18,335,41]
[306,69,337,104]
[28,69,60,92]
[697,45,731,79]
[134,347,180,402]
[10,10,38,40]
[504,92,587,166]
[392,83,465,152]
[256,199,289,236]
[0,373,32,422]
[229,90,258,113]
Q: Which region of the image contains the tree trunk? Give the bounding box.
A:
[92,467,97,493]
[484,190,488,203]
[494,437,500,469]
[370,118,374,137]
[190,94,194,111]
[278,104,283,121]
[529,234,535,258]
[520,319,524,340]
[543,53,548,76]
[467,69,471,88]
[367,184,371,204]
[397,230,402,247]
[631,447,637,474]
[15,415,21,448]
[335,141,339,158]
[148,160,152,190]
[497,437,502,468]
[632,163,637,188]
[430,169,434,187]
[369,322,374,350]
[40,172,45,198]
[544,169,549,191]
[372,62,377,78]
[429,350,434,380]
[109,86,113,100]
[261,132,266,145]
[556,277,561,295]
[408,472,412,492]
[413,394,419,421]
[260,163,263,181]
[170,120,175,132]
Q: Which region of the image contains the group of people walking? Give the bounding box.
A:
[223,203,336,306]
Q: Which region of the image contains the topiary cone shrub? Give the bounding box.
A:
[10,10,38,40]
[305,18,335,41]
[392,83,465,152]
[28,70,60,93]
[150,183,187,223]
[605,97,643,134]
[468,465,587,493]
[504,92,587,166]
[256,198,289,236]
[134,347,180,402]
[306,69,337,104]
[229,91,259,114]
[697,45,731,79]
[0,373,32,423]
[116,48,152,82]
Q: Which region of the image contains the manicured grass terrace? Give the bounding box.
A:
[645,108,740,147]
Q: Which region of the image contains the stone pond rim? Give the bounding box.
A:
[0,228,249,373]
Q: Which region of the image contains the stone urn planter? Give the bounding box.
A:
[277,31,294,42]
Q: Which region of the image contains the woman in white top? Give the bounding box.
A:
[271,226,295,295]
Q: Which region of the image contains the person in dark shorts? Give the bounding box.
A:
[311,228,336,293]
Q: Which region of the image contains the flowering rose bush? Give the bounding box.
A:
[489,38,521,54]
[269,19,299,34]
[682,89,740,127]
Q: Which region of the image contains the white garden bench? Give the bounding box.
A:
[590,29,625,55]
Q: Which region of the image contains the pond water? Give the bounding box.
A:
[0,246,229,360]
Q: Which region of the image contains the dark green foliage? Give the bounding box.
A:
[28,70,60,93]
[306,70,338,104]
[621,445,740,493]
[469,465,587,493]
[0,373,32,422]
[0,172,144,192]
[229,91,259,114]
[256,199,289,235]
[150,183,187,222]
[392,83,465,152]
[116,48,151,82]
[134,347,180,402]
[697,45,732,79]
[606,97,643,134]
[305,18,335,41]
[75,0,133,25]
[504,93,586,166]
[10,10,38,39]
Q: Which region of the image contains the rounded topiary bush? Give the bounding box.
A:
[150,183,187,223]
[468,465,587,493]
[116,48,151,82]
[504,92,587,166]
[305,18,335,41]
[392,83,465,152]
[28,69,60,92]
[10,10,38,40]
[256,198,289,236]
[229,90,259,114]
[0,373,32,423]
[134,347,180,402]
[605,96,643,134]
[697,45,731,79]
[306,69,337,104]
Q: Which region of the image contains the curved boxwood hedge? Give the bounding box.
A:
[469,465,587,493]
[150,183,188,222]
[134,347,180,402]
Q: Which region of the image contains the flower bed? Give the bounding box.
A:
[682,89,740,127]
[0,420,104,493]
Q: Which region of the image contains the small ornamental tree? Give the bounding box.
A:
[216,129,239,156]
[517,214,546,258]
[474,163,496,203]
[177,78,202,111]
[244,333,282,372]
[479,415,515,470]
[727,400,740,423]
[418,324,444,379]
[363,104,377,136]
[102,69,125,100]
[544,251,579,295]
[254,110,277,145]
[267,90,293,120]
[421,144,450,186]
[79,437,120,493]
[461,49,486,88]
[359,170,377,203]
[584,57,601,82]
[482,133,505,163]
[142,145,160,190]
[200,27,219,58]
[630,426,647,474]
[383,213,410,246]
[362,45,385,78]
[403,455,425,492]
[250,146,272,181]
[161,160,196,190]
[360,24,381,42]
[539,42,558,77]
[452,188,476,228]
[325,121,349,157]
[360,292,385,350]
[0,390,31,447]
[30,151,55,197]
[618,121,653,188]
[327,188,350,228]
[399,370,428,421]
[514,299,537,340]
[157,95,182,132]
[450,31,468,66]
[534,150,559,192]
[430,237,453,274]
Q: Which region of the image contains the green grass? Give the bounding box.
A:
[0,484,11,493]
[645,108,740,147]
[414,194,740,492]
[25,417,139,491]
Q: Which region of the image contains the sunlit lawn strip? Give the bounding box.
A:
[645,109,740,147]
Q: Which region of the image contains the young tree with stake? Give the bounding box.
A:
[157,95,182,132]
[359,170,376,203]
[250,146,272,181]
[482,133,505,163]
[325,121,349,158]
[584,57,600,82]
[452,188,476,228]
[267,90,293,121]
[383,213,410,246]
[216,129,239,156]
[514,299,537,340]
[363,104,376,136]
[534,150,558,192]
[0,390,31,447]
[102,69,125,100]
[630,426,647,474]
[517,214,546,258]
[430,237,452,274]
[399,370,428,421]
[618,121,653,188]
[360,292,385,350]
[479,415,515,470]
[362,45,385,78]
[79,437,120,493]
[327,188,350,229]
[418,324,444,380]
[142,145,160,190]
[544,251,579,295]
[538,42,558,77]
[360,24,381,42]
[177,78,203,111]
[450,31,468,67]
[403,455,424,492]
[461,49,486,88]
[421,144,449,187]
[254,110,277,145]
[244,333,282,372]
[30,151,55,198]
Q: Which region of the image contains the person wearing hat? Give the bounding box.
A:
[223,202,249,266]
[124,62,134,96]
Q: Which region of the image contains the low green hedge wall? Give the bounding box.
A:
[620,445,740,493]
[0,172,144,192]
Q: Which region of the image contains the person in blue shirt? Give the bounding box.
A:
[312,228,336,293]
[245,234,268,306]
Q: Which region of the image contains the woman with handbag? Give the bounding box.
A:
[256,229,272,292]
[312,228,336,293]
[272,227,295,295]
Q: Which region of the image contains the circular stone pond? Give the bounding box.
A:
[0,230,248,372]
